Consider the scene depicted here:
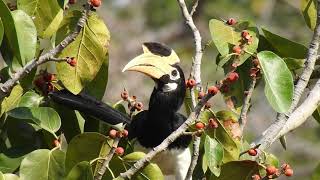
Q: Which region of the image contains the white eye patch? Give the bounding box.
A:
[163,83,178,92]
[170,69,180,81]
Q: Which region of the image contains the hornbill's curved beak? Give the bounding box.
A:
[122,42,180,79]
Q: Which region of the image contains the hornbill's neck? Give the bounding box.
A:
[148,66,186,114]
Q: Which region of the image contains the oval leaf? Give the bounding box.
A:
[56,11,110,94]
[262,29,308,59]
[17,0,63,38]
[204,135,223,176]
[20,149,65,180]
[7,107,61,136]
[18,91,43,107]
[11,10,37,65]
[66,161,93,180]
[209,19,259,66]
[0,172,19,180]
[0,85,23,116]
[65,132,110,173]
[257,51,293,113]
[301,0,317,30]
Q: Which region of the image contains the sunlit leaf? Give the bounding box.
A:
[20,149,65,180]
[0,172,19,180]
[17,0,64,38]
[0,85,23,116]
[257,51,293,113]
[301,0,317,30]
[56,11,110,94]
[204,135,223,176]
[18,91,43,107]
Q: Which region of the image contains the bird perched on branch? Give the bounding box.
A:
[50,42,192,180]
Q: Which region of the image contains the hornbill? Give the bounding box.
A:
[49,42,192,180]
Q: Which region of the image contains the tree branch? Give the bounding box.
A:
[0,3,92,98]
[251,0,320,150]
[239,77,257,133]
[94,137,121,180]
[185,136,200,180]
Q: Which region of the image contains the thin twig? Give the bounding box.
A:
[239,77,257,133]
[190,0,200,17]
[185,136,200,180]
[94,137,121,180]
[117,93,214,179]
[0,3,92,98]
[251,0,320,150]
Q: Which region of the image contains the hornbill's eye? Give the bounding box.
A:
[171,70,178,77]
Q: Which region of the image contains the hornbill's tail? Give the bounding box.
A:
[49,90,131,125]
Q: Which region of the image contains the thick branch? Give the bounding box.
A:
[95,137,121,180]
[0,3,92,98]
[278,79,320,137]
[118,94,213,179]
[185,136,200,180]
[252,0,320,150]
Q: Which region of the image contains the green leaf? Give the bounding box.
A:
[0,0,22,64]
[184,89,195,116]
[20,149,65,180]
[0,153,24,173]
[264,153,279,167]
[65,133,111,173]
[0,172,19,180]
[209,19,259,66]
[200,110,240,163]
[208,161,260,180]
[0,19,3,45]
[18,91,43,107]
[66,161,93,180]
[257,51,294,113]
[204,135,223,176]
[11,10,37,65]
[313,106,320,124]
[7,107,61,136]
[312,162,320,180]
[301,0,317,30]
[262,29,308,59]
[123,152,164,180]
[0,85,23,116]
[56,11,110,94]
[17,0,63,38]
[283,58,305,70]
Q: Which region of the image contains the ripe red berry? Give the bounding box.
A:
[45,73,55,82]
[281,163,291,170]
[251,174,261,180]
[187,79,196,88]
[68,57,77,67]
[69,0,76,4]
[90,0,101,7]
[109,129,117,139]
[208,118,219,129]
[115,147,124,156]
[121,91,129,100]
[252,58,259,66]
[247,149,258,156]
[195,122,205,130]
[34,77,45,88]
[122,129,129,138]
[233,45,242,54]
[135,102,143,111]
[226,18,236,25]
[227,72,239,83]
[266,165,277,176]
[241,30,249,38]
[47,83,54,92]
[53,139,60,147]
[284,168,293,177]
[208,86,219,95]
[220,84,229,93]
[198,91,205,99]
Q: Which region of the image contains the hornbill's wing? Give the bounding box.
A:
[49,90,131,125]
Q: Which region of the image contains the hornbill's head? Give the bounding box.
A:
[122,42,185,93]
[122,42,186,112]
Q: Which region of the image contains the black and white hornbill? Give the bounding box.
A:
[49,42,192,180]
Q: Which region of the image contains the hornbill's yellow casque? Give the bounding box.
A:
[49,42,192,180]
